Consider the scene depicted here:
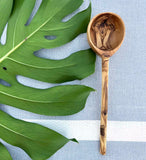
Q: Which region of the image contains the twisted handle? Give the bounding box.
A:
[100,56,109,155]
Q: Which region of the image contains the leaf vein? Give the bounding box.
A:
[7,57,75,69]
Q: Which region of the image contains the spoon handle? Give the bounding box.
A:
[100,56,109,155]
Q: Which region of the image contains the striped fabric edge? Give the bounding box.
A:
[22,120,146,142]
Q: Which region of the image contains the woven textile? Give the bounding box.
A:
[0,0,145,159]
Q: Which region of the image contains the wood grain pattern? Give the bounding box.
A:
[92,15,115,51]
[87,12,125,57]
[87,12,125,155]
[100,56,109,155]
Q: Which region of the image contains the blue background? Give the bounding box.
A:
[0,0,146,159]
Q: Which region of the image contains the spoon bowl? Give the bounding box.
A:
[87,12,125,57]
[87,12,125,155]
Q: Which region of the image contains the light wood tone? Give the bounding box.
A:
[100,56,109,155]
[87,12,125,155]
[87,12,125,57]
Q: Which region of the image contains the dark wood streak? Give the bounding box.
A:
[102,53,111,57]
[103,111,107,115]
[92,15,116,51]
[100,125,105,136]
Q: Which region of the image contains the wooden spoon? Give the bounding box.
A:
[87,12,125,155]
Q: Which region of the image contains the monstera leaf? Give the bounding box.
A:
[0,110,78,160]
[0,0,95,159]
[0,142,12,160]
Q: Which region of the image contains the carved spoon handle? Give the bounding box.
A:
[100,56,109,155]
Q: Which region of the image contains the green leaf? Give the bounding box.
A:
[0,142,12,160]
[0,84,94,116]
[0,110,74,160]
[0,0,95,115]
[1,49,95,83]
[0,0,95,159]
[0,0,13,37]
[0,0,91,58]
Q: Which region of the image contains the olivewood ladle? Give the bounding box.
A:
[87,12,125,155]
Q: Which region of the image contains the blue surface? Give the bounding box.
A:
[0,0,146,159]
[2,141,146,160]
